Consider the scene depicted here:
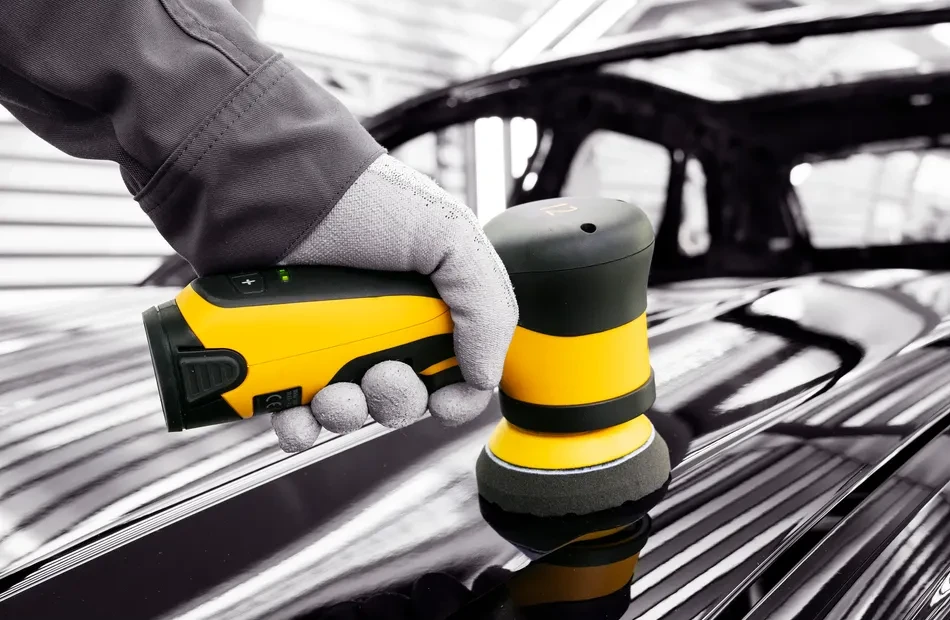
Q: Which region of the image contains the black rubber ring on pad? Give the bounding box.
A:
[475,429,671,517]
[499,371,656,433]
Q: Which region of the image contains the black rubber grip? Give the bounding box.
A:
[144,302,246,431]
[499,371,656,433]
[421,365,464,393]
[329,333,460,393]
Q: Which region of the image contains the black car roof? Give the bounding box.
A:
[370,2,950,121]
[481,3,950,95]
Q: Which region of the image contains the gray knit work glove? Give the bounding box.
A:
[269,154,518,453]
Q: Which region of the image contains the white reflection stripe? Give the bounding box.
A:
[647,449,826,551]
[0,415,152,496]
[165,434,484,620]
[0,424,261,570]
[0,258,165,286]
[626,502,824,620]
[845,503,949,619]
[805,352,940,424]
[0,359,150,409]
[0,336,146,388]
[485,427,655,474]
[652,452,764,517]
[10,433,276,573]
[635,458,839,593]
[0,365,153,422]
[0,336,60,356]
[775,489,918,617]
[0,400,158,463]
[0,381,156,447]
[843,366,950,427]
[888,381,950,426]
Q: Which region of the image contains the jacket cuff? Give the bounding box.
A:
[137,54,384,276]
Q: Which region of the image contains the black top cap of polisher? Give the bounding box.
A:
[483,197,654,274]
[483,197,656,336]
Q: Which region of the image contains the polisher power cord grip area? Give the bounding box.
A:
[143,197,671,517]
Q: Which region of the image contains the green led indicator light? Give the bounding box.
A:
[278,268,290,283]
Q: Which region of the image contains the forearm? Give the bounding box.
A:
[0,0,383,275]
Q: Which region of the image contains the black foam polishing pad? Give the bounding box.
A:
[476,421,671,518]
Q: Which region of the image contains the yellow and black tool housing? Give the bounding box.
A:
[143,267,460,431]
[475,196,670,517]
[489,198,656,431]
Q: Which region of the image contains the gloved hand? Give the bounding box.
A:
[270,154,518,453]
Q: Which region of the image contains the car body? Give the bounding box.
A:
[4,4,950,619]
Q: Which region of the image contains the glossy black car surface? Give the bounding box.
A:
[5,5,950,620]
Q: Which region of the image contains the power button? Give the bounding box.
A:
[230,273,265,294]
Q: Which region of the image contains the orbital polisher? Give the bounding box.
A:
[143,196,670,518]
[475,196,670,517]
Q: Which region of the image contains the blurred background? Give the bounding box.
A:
[3,0,950,288]
[7,4,950,618]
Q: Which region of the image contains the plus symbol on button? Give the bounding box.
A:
[241,278,256,286]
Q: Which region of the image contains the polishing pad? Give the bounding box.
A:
[476,415,671,517]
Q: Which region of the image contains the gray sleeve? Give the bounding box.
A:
[0,0,385,275]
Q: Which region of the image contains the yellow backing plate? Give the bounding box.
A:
[487,414,654,470]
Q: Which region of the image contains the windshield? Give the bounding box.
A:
[797,145,950,247]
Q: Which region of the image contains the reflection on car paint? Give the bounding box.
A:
[4,271,950,619]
